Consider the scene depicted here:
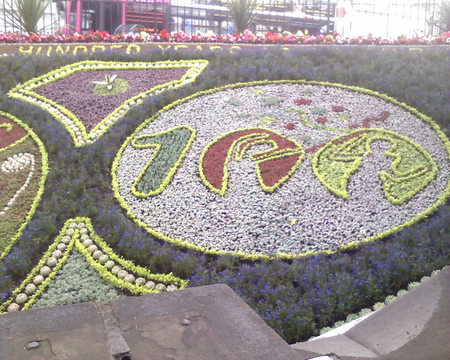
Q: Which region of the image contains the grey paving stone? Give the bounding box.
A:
[0,284,305,360]
[110,283,303,360]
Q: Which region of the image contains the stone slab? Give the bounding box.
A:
[0,302,109,360]
[110,283,303,360]
[0,284,305,360]
[291,334,379,358]
[345,267,444,356]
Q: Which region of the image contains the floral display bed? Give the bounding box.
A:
[0,45,450,343]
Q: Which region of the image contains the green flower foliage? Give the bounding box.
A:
[131,126,196,197]
[32,251,123,308]
[93,77,130,95]
[261,96,284,107]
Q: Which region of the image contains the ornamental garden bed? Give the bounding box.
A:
[0,45,449,343]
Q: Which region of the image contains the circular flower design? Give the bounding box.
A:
[0,113,48,259]
[113,82,450,255]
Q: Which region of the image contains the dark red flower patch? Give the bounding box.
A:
[259,155,301,187]
[201,128,301,193]
[285,123,295,130]
[362,111,390,128]
[306,143,326,154]
[348,123,360,129]
[0,117,27,149]
[332,131,368,146]
[295,98,312,106]
[316,117,328,124]
[332,105,346,112]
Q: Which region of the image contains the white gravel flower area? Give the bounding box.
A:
[115,83,450,255]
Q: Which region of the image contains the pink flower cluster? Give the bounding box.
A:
[0,29,449,45]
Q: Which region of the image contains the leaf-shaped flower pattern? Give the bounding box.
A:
[132,126,196,197]
[313,129,438,204]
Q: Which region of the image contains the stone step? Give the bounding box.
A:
[0,283,305,360]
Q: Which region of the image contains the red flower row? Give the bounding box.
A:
[1,29,449,45]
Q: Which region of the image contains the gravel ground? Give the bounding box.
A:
[115,83,450,255]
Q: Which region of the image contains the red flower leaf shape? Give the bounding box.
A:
[332,105,346,112]
[199,128,304,195]
[0,117,27,149]
[285,123,295,130]
[362,111,391,128]
[316,117,328,124]
[295,98,312,106]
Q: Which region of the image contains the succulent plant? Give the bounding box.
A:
[87,244,98,253]
[46,256,58,267]
[98,254,109,264]
[111,266,121,275]
[52,250,62,259]
[104,260,115,269]
[61,236,71,245]
[15,293,28,304]
[124,274,135,283]
[65,229,75,237]
[145,281,156,290]
[117,270,128,279]
[7,303,20,312]
[57,243,67,252]
[40,266,52,276]
[155,283,166,292]
[92,250,103,260]
[135,277,146,286]
[82,239,93,247]
[80,234,90,241]
[25,283,37,295]
[33,275,44,285]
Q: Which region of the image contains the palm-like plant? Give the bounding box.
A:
[92,75,118,90]
[438,0,450,31]
[226,0,258,34]
[0,0,54,34]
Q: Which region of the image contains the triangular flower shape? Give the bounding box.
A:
[8,60,209,147]
[0,217,188,313]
